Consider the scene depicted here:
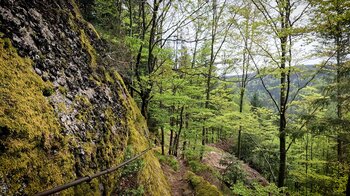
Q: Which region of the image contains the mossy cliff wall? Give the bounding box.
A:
[0,0,170,195]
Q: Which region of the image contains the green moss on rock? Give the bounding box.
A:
[79,30,97,69]
[185,171,223,196]
[0,38,75,195]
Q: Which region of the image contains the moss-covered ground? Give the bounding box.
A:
[185,171,223,196]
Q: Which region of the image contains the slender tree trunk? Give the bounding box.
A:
[236,9,252,159]
[159,83,165,155]
[182,140,187,159]
[346,173,350,195]
[182,113,189,159]
[310,135,313,192]
[305,133,308,194]
[168,129,173,155]
[336,32,343,163]
[211,129,214,143]
[237,88,244,159]
[194,132,197,150]
[205,128,209,144]
[326,138,330,174]
[202,0,217,158]
[127,0,134,97]
[191,27,199,69]
[139,0,161,122]
[161,126,165,155]
[277,0,290,187]
[116,0,122,34]
[140,93,149,121]
[200,126,205,160]
[174,106,184,156]
[172,133,178,156]
[278,44,287,187]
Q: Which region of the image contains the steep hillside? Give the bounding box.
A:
[0,0,170,195]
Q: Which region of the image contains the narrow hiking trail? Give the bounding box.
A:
[162,159,193,196]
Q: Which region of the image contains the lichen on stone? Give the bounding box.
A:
[79,29,97,69]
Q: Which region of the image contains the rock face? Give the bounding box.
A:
[0,0,170,195]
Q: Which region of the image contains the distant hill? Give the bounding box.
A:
[224,65,329,109]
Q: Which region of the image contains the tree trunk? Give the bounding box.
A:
[346,173,350,196]
[336,30,343,163]
[174,106,184,157]
[172,133,178,156]
[182,113,189,158]
[194,132,197,150]
[277,0,290,187]
[182,140,187,159]
[305,133,309,194]
[168,129,173,155]
[200,126,205,160]
[159,83,165,155]
[140,93,149,121]
[278,48,287,187]
[211,129,214,143]
[202,0,217,156]
[237,88,244,159]
[278,110,287,188]
[161,126,165,155]
[205,128,209,144]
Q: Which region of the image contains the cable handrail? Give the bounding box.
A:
[35,146,153,196]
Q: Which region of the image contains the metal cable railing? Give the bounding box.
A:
[35,146,153,196]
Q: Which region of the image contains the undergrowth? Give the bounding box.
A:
[156,152,180,171]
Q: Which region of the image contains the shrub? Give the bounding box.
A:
[156,152,179,171]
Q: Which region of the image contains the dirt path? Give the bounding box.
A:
[162,159,193,196]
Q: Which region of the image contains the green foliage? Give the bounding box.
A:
[221,156,248,185]
[93,0,123,35]
[122,146,145,177]
[116,146,146,195]
[232,181,284,196]
[123,185,145,196]
[188,160,214,174]
[156,152,180,171]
